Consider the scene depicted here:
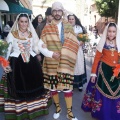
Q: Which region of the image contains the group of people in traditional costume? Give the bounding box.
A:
[0,1,119,120]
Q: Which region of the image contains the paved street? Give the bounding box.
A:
[0,56,96,120]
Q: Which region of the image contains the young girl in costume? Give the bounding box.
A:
[81,22,120,120]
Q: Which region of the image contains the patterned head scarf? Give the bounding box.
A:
[96,22,120,52]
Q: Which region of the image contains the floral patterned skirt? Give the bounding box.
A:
[81,62,120,120]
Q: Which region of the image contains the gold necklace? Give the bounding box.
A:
[107,38,115,45]
[107,39,114,45]
[109,40,113,45]
[19,29,28,36]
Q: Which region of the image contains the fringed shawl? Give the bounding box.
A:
[41,19,79,90]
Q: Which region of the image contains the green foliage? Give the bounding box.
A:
[0,40,9,56]
[95,0,119,18]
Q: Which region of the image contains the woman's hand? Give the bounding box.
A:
[42,44,47,48]
[3,66,12,73]
[79,41,84,46]
[52,52,60,60]
[91,76,96,83]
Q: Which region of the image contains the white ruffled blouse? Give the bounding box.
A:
[6,33,53,61]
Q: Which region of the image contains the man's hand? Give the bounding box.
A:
[52,52,60,60]
[37,54,41,61]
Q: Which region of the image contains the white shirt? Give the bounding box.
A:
[57,21,62,40]
[73,25,83,35]
[6,33,53,60]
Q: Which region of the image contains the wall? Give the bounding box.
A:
[32,0,82,18]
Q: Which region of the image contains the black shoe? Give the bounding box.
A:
[78,87,83,92]
[78,88,83,92]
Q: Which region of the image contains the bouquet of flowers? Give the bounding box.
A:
[77,33,90,42]
[0,40,9,67]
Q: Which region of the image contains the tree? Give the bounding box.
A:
[95,0,119,22]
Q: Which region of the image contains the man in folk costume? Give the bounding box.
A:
[40,2,79,120]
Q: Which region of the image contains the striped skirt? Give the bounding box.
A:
[0,75,52,120]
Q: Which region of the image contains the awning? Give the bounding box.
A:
[0,0,9,11]
[5,1,32,14]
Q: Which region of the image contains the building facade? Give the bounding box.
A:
[32,0,84,20]
[20,0,32,10]
[0,0,32,30]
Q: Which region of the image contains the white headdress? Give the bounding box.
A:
[97,22,120,52]
[7,13,40,54]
